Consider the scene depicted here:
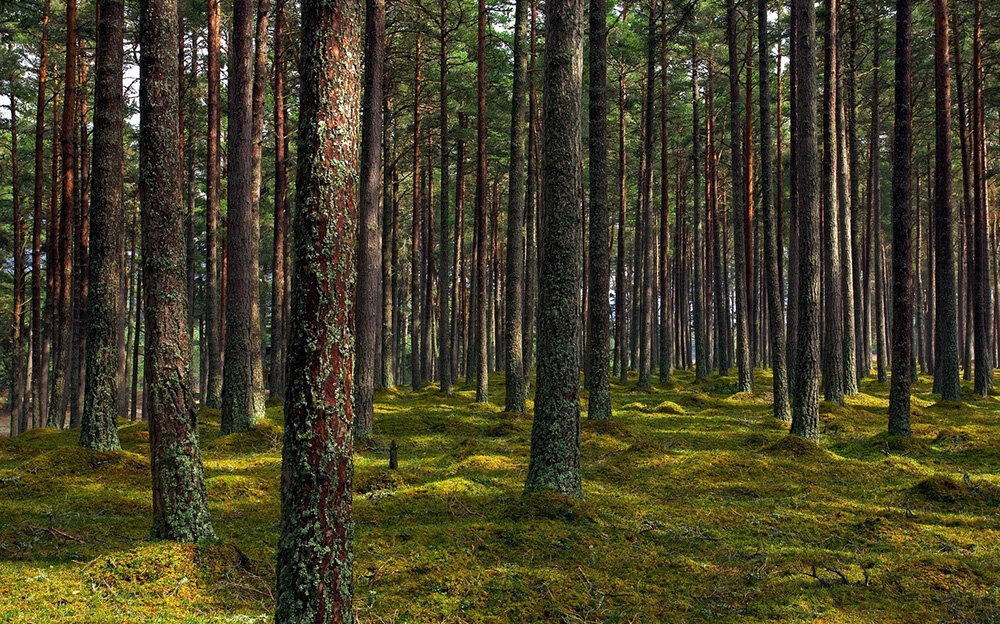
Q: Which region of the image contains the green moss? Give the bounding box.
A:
[653,400,685,415]
[3,369,1000,623]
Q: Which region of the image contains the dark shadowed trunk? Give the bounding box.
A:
[758,0,789,421]
[204,0,223,408]
[790,0,822,439]
[222,0,266,434]
[81,0,126,450]
[269,0,290,400]
[524,0,583,497]
[354,0,385,438]
[934,0,959,400]
[888,0,913,435]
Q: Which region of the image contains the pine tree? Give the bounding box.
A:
[139,0,215,541]
[355,0,385,438]
[81,0,126,451]
[888,0,914,436]
[524,0,584,497]
[274,0,362,619]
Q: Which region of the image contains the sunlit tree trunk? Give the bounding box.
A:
[275,0,361,619]
[139,0,215,541]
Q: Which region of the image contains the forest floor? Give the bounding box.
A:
[1,370,999,623]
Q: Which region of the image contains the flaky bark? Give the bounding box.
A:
[275,1,361,621]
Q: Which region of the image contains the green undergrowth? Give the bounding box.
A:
[1,371,999,623]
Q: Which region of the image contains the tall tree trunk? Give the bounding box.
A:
[692,44,708,380]
[269,0,290,400]
[933,0,959,400]
[888,0,914,435]
[523,0,540,384]
[139,0,215,541]
[222,0,266,433]
[615,70,628,383]
[870,21,887,383]
[729,0,752,392]
[837,27,858,396]
[951,10,974,382]
[821,0,844,405]
[437,0,453,395]
[790,0,822,439]
[474,0,489,403]
[275,0,361,619]
[8,62,26,435]
[81,0,126,450]
[847,3,865,382]
[354,0,385,438]
[48,0,79,429]
[524,0,583,497]
[758,0,789,420]
[638,10,656,390]
[204,0,223,408]
[383,108,397,388]
[30,0,51,430]
[411,36,423,390]
[504,0,529,412]
[971,0,991,396]
[658,18,672,385]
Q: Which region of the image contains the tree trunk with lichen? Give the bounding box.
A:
[139,0,215,541]
[274,0,361,619]
[524,0,583,498]
[81,0,126,451]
